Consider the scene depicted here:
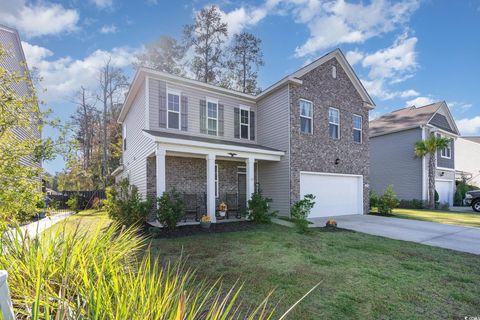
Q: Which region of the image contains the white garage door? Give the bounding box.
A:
[300,172,363,218]
[435,180,454,206]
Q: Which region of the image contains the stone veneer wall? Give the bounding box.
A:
[289,57,370,213]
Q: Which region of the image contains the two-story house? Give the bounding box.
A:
[113,49,375,222]
[369,101,460,206]
[0,24,41,174]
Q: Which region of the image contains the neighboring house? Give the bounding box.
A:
[0,25,41,171]
[455,137,480,187]
[369,101,460,206]
[114,49,375,222]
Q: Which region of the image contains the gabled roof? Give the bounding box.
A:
[369,101,460,137]
[118,48,374,123]
[462,136,480,144]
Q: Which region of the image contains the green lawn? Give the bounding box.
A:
[45,209,112,235]
[390,208,480,228]
[48,211,480,319]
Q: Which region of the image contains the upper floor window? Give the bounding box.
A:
[329,108,340,139]
[240,107,250,139]
[299,99,313,134]
[207,98,218,136]
[352,114,362,143]
[167,91,180,129]
[441,138,452,158]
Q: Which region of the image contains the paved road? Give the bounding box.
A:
[309,214,480,255]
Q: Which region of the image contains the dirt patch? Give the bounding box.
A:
[149,221,270,238]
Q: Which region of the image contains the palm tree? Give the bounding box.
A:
[415,134,452,208]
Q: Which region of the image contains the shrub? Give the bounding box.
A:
[247,189,277,223]
[369,189,379,209]
[434,190,439,203]
[291,194,315,233]
[455,180,477,206]
[439,202,450,210]
[156,188,185,230]
[104,178,152,227]
[398,199,426,209]
[66,196,79,212]
[0,224,299,319]
[377,185,399,215]
[92,197,103,210]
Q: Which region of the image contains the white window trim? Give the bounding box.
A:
[215,164,219,198]
[206,97,219,136]
[329,107,340,139]
[166,89,181,130]
[239,105,250,139]
[123,123,127,150]
[299,99,313,134]
[437,133,452,159]
[352,114,362,144]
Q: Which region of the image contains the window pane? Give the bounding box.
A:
[329,108,339,124]
[353,115,362,129]
[353,129,361,143]
[241,109,249,124]
[168,112,179,129]
[300,101,312,117]
[208,102,217,118]
[168,94,179,112]
[300,117,312,133]
[329,123,339,139]
[241,124,249,139]
[208,118,217,135]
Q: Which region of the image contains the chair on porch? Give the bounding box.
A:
[225,193,242,219]
[182,193,200,222]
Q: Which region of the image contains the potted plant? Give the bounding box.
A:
[200,215,211,229]
[218,202,228,218]
[325,219,337,228]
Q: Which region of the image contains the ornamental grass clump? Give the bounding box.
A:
[0,223,317,319]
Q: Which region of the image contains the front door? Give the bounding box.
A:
[237,171,247,211]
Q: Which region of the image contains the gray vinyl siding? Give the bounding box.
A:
[370,128,423,200]
[123,81,156,197]
[256,85,291,216]
[148,77,256,144]
[429,113,455,134]
[0,26,41,170]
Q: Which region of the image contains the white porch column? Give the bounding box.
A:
[206,153,216,223]
[246,156,255,201]
[155,146,166,198]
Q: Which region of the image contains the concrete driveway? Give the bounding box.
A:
[309,214,480,255]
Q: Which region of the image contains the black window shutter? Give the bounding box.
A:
[234,107,240,138]
[200,99,207,134]
[181,95,188,131]
[250,111,255,141]
[158,80,167,128]
[218,104,224,136]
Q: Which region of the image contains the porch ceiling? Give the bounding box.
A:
[143,130,285,161]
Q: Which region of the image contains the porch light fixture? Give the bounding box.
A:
[228,152,237,157]
[440,171,445,177]
[334,158,340,165]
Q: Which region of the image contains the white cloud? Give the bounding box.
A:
[405,96,436,107]
[345,49,364,66]
[448,101,473,113]
[362,78,418,101]
[293,0,420,57]
[362,35,417,80]
[456,116,480,135]
[219,2,279,37]
[0,0,79,38]
[21,41,137,102]
[91,0,113,9]
[100,24,117,34]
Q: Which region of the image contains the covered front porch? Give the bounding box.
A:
[143,131,284,225]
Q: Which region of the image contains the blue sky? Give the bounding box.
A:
[1,0,480,174]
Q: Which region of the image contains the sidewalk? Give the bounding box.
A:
[19,211,74,238]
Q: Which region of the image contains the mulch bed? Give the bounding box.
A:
[149,221,270,239]
[314,226,354,233]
